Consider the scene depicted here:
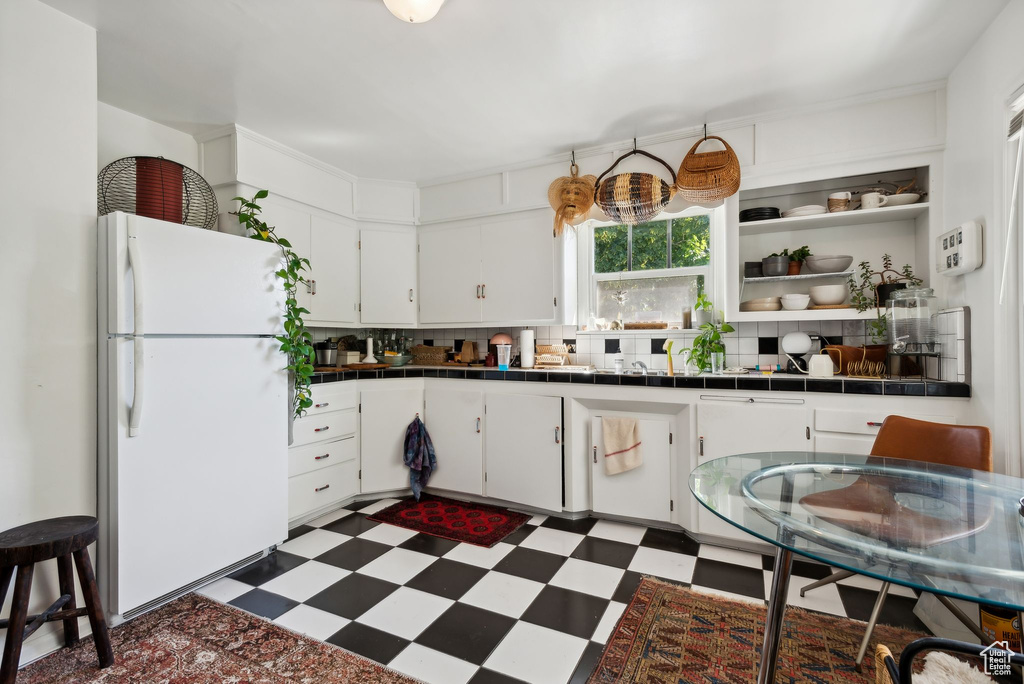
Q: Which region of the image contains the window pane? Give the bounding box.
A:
[595,274,704,324]
[593,224,629,273]
[671,215,711,267]
[631,221,668,271]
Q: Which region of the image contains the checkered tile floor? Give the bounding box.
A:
[198,498,927,684]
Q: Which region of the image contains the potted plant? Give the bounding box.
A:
[787,245,812,275]
[848,254,923,343]
[690,314,734,374]
[692,292,714,327]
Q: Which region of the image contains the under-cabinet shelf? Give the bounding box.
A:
[739,203,928,235]
[743,270,853,285]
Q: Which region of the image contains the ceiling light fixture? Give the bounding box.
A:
[383,0,446,23]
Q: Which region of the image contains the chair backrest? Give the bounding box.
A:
[871,415,992,473]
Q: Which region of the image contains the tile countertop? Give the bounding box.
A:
[309,366,970,398]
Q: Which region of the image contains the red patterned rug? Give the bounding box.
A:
[368,494,530,547]
[18,593,417,683]
[588,578,929,683]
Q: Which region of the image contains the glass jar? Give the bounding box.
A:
[887,287,938,353]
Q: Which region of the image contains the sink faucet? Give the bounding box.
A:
[632,360,648,376]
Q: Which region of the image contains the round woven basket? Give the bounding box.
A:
[675,135,741,203]
[594,149,676,225]
[547,163,597,235]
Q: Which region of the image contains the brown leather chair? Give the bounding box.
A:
[798,416,992,669]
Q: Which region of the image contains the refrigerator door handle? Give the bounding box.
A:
[127,224,145,437]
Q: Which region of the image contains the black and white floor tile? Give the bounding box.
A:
[198,499,927,684]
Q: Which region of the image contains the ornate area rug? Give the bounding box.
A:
[368,494,530,547]
[588,578,928,683]
[18,593,418,683]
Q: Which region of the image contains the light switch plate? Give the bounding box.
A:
[937,220,983,276]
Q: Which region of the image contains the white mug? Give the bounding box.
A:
[861,192,889,210]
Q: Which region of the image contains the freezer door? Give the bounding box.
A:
[100,212,285,335]
[100,336,288,617]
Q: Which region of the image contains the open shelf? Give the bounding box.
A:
[739,203,928,235]
[731,307,878,322]
[743,270,853,285]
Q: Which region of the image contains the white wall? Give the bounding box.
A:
[0,0,98,663]
[943,0,1024,472]
[98,101,199,171]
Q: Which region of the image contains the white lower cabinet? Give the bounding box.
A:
[424,387,484,496]
[484,393,563,512]
[288,447,359,521]
[360,385,424,494]
[695,400,810,542]
[591,416,672,522]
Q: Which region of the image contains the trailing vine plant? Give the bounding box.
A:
[233,190,315,418]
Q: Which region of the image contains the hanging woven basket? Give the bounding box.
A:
[674,135,741,203]
[547,163,597,236]
[594,148,676,225]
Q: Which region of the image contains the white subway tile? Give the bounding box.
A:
[757,321,779,337]
[635,337,652,354]
[619,337,635,354]
[737,322,758,337]
[739,338,758,355]
[821,321,842,336]
[842,320,865,337]
[777,321,800,336]
[739,354,758,367]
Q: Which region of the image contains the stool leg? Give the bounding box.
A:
[0,566,13,610]
[56,554,79,647]
[72,549,113,669]
[0,564,34,684]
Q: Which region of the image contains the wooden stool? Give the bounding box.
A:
[0,516,113,683]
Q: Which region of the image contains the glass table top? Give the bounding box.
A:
[690,452,1024,611]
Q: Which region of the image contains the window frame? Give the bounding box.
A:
[578,206,716,328]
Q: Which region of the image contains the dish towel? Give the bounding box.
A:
[602,417,643,475]
[404,415,437,501]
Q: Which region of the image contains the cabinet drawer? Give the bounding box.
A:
[814,408,956,436]
[306,383,357,417]
[289,435,357,477]
[289,460,358,521]
[292,409,357,447]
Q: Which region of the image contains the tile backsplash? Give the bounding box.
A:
[310,307,969,381]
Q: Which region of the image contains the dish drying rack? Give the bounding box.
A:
[535,344,572,367]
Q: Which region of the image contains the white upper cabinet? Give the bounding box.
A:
[418,225,483,324]
[480,216,554,322]
[308,215,358,325]
[359,227,418,326]
[259,201,312,315]
[418,213,556,326]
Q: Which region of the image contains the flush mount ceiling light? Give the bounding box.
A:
[383,0,446,23]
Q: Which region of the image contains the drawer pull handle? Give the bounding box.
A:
[554,426,560,444]
[315,453,330,460]
[866,421,884,427]
[315,402,330,408]
[314,484,330,493]
[314,426,330,433]
[476,417,481,433]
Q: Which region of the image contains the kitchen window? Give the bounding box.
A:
[585,211,713,326]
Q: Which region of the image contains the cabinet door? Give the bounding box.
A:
[359,229,417,326]
[695,401,809,541]
[424,387,484,496]
[309,215,358,324]
[484,393,562,511]
[261,202,312,314]
[591,417,672,522]
[418,226,482,324]
[480,216,554,322]
[360,387,423,494]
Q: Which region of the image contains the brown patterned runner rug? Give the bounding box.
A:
[588,578,929,683]
[18,593,418,683]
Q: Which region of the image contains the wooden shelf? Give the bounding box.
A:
[739,203,928,235]
[730,307,878,322]
[743,270,852,285]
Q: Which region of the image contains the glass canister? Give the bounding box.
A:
[887,287,938,353]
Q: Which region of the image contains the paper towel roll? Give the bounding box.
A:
[520,330,535,369]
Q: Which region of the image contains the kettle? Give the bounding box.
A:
[808,350,839,378]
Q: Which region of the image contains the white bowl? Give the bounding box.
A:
[804,255,854,273]
[884,193,920,206]
[809,284,849,306]
[781,298,810,310]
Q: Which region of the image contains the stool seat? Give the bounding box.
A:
[0,516,98,567]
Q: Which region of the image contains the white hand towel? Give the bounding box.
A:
[602,417,643,475]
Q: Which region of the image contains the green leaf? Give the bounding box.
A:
[254,189,269,199]
[277,238,292,248]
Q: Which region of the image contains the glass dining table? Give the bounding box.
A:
[689,452,1024,684]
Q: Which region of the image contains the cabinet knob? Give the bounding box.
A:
[314,484,330,492]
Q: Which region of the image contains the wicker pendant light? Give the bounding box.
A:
[547,157,596,236]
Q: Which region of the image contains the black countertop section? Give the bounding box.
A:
[309,368,971,398]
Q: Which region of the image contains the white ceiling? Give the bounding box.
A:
[46,0,1006,183]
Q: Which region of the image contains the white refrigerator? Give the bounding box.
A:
[97,212,288,624]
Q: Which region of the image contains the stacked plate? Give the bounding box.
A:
[739,296,782,312]
[781,204,827,218]
[739,207,781,223]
